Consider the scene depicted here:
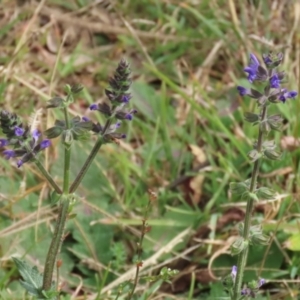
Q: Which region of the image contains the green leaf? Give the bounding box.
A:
[285,234,300,251]
[12,257,43,291]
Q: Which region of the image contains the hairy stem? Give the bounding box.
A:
[42,197,69,290]
[126,200,151,300]
[63,107,71,194]
[233,105,268,299]
[43,107,72,291]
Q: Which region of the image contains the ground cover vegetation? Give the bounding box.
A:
[0,1,299,299]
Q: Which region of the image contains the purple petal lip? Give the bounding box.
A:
[0,138,8,147]
[231,265,237,277]
[32,129,41,140]
[40,139,51,150]
[82,116,89,122]
[270,74,280,88]
[14,126,25,136]
[244,53,260,83]
[122,95,131,103]
[89,104,98,111]
[17,160,24,168]
[249,53,260,66]
[259,278,266,287]
[125,114,133,120]
[3,150,15,159]
[237,86,248,96]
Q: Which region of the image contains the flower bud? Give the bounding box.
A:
[62,129,73,147]
[46,97,64,109]
[229,182,249,196]
[70,84,84,94]
[256,187,276,199]
[244,112,260,123]
[251,232,270,245]
[44,126,64,139]
[231,237,248,255]
[248,149,261,162]
[260,120,271,133]
[268,114,283,131]
[264,149,281,160]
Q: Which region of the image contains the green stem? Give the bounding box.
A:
[69,119,112,193]
[43,107,72,291]
[42,197,69,290]
[233,105,267,299]
[63,108,71,194]
[33,158,62,194]
[69,136,103,193]
[126,201,151,300]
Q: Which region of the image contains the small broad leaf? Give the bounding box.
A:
[19,280,41,296]
[12,257,58,299]
[285,234,300,251]
[12,257,43,290]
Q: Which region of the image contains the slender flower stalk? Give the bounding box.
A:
[126,190,156,300]
[69,135,103,193]
[33,158,62,194]
[226,52,298,299]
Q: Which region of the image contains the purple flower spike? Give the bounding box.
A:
[14,126,25,137]
[3,150,15,159]
[244,53,260,83]
[270,74,280,88]
[0,138,8,147]
[40,140,51,150]
[89,103,98,111]
[17,160,24,168]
